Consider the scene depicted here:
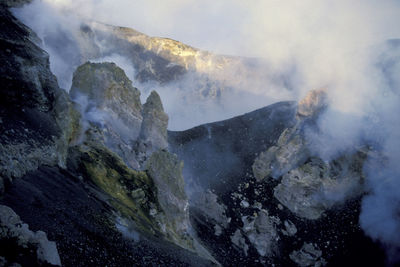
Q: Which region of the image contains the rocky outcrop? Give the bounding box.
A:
[241,209,280,257]
[68,61,214,261]
[191,190,229,229]
[251,89,366,220]
[70,62,143,169]
[67,60,219,263]
[0,6,75,187]
[70,62,143,135]
[170,89,379,266]
[67,135,216,263]
[145,151,190,245]
[138,91,169,153]
[274,154,366,220]
[252,126,309,180]
[0,205,61,266]
[231,229,249,256]
[252,89,328,182]
[70,62,169,169]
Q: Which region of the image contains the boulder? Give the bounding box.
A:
[0,205,61,266]
[282,220,297,236]
[231,229,249,256]
[290,243,326,267]
[241,209,280,257]
[274,154,365,220]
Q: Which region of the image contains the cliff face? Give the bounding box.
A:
[0,5,77,266]
[19,13,270,106]
[70,62,144,169]
[0,5,75,186]
[70,61,168,170]
[71,21,245,84]
[0,4,215,266]
[78,22,273,106]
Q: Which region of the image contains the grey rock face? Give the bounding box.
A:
[282,220,297,236]
[252,126,309,180]
[76,21,252,86]
[70,62,171,169]
[70,62,141,168]
[0,205,61,266]
[70,62,143,136]
[0,7,74,182]
[242,210,280,257]
[144,150,218,264]
[274,159,328,220]
[138,91,169,154]
[145,150,218,263]
[169,101,297,193]
[290,243,326,267]
[145,150,189,237]
[231,229,249,256]
[251,89,366,220]
[252,89,328,181]
[274,153,365,220]
[191,190,229,228]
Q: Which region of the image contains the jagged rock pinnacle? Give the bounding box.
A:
[139,90,169,152]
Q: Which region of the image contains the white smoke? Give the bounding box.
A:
[12,0,400,258]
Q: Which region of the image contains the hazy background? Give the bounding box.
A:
[13,0,400,260]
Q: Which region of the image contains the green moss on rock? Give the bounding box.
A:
[69,143,161,235]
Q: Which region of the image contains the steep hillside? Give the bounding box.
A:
[169,90,386,266]
[15,7,274,103]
